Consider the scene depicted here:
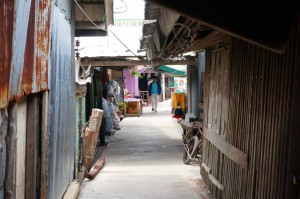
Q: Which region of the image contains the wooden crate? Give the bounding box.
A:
[127,101,139,114]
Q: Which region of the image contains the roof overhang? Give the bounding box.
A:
[157,65,186,77]
[144,0,300,54]
[74,0,114,37]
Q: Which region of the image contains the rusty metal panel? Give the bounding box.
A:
[0,0,51,109]
[35,0,51,91]
[47,3,76,199]
[0,1,14,109]
[9,1,32,101]
[22,0,52,95]
[22,1,37,96]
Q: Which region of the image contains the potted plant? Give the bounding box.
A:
[118,102,125,115]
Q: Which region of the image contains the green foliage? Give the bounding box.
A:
[118,102,125,110]
[130,70,143,78]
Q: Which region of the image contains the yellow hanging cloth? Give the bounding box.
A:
[172,92,186,110]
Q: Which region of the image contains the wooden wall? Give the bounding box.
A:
[201,16,300,199]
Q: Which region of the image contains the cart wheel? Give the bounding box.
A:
[183,136,199,165]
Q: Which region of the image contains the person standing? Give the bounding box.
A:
[148,76,162,112]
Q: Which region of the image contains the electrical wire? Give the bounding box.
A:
[73,0,139,57]
[174,23,191,38]
[170,23,194,56]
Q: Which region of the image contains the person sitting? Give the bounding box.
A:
[102,97,116,135]
[107,94,121,130]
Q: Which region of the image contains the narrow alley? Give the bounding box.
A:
[78,99,212,199]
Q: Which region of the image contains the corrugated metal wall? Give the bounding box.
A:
[0,0,51,109]
[0,0,77,198]
[201,16,300,199]
[48,1,76,199]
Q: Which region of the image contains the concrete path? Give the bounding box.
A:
[78,99,212,199]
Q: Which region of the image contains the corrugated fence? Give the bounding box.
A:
[201,15,300,199]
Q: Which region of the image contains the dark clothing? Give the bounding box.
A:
[148,81,162,96]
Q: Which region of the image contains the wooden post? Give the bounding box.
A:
[84,108,103,173]
[41,91,49,199]
[86,156,105,180]
[84,128,98,173]
[25,95,40,199]
[16,97,27,199]
[5,102,17,199]
[88,109,103,133]
[0,108,8,196]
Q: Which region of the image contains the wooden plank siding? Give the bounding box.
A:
[201,16,300,199]
[25,94,41,199]
[16,97,27,199]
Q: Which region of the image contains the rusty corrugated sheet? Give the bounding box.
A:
[34,0,51,91]
[0,1,14,109]
[22,0,51,95]
[22,0,36,95]
[0,0,51,109]
[9,1,32,101]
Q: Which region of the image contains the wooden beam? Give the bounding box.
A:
[41,91,49,199]
[0,108,8,194]
[81,59,197,67]
[188,30,231,52]
[88,109,103,133]
[208,174,224,191]
[62,180,81,199]
[84,128,98,173]
[104,0,113,26]
[25,95,40,199]
[16,97,27,199]
[5,102,17,199]
[86,156,105,180]
[203,127,248,169]
[201,162,211,174]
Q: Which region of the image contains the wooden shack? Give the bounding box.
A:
[142,1,300,198]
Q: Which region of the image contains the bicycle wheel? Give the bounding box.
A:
[183,136,199,165]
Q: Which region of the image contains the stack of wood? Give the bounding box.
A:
[84,109,103,175]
